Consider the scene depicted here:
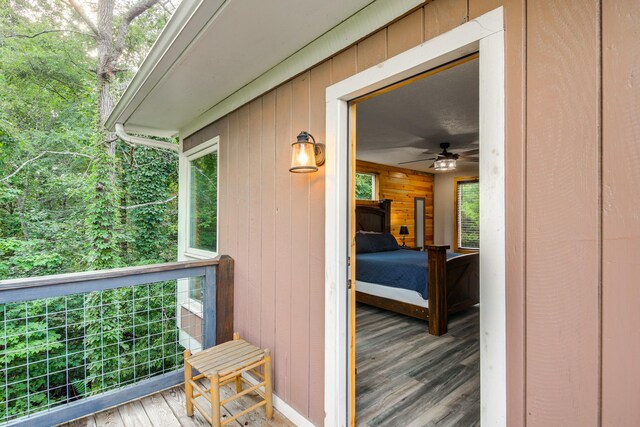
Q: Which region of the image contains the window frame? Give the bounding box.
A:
[454,176,480,253]
[355,171,378,201]
[183,137,219,259]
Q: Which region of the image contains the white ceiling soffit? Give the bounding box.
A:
[356,57,480,174]
[106,0,425,137]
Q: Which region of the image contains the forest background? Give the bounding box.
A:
[0,0,180,279]
[0,1,185,421]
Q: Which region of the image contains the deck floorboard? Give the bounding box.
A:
[65,383,291,427]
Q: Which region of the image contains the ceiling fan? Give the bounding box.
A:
[399,142,479,170]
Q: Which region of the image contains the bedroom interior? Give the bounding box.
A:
[353,55,481,425]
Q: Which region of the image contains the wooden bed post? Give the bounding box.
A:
[426,244,449,336]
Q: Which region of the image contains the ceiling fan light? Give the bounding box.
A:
[434,158,456,171]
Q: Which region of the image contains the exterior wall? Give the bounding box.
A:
[601,1,640,424]
[182,0,640,425]
[505,0,640,425]
[355,160,434,247]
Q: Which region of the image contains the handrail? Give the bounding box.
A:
[0,258,223,304]
[0,259,218,289]
[0,255,234,427]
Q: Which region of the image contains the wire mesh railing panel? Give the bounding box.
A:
[0,279,203,423]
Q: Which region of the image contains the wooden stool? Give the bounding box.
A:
[184,333,273,426]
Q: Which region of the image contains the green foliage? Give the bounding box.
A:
[355,172,374,200]
[124,146,178,263]
[84,139,123,269]
[0,0,183,422]
[189,151,217,251]
[458,181,480,249]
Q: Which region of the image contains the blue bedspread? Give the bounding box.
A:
[356,249,460,300]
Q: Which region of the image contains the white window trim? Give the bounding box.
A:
[181,137,220,259]
[324,7,505,427]
[178,136,219,351]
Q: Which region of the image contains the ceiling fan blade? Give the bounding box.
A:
[429,162,435,169]
[398,157,436,165]
[460,157,479,162]
[458,148,480,157]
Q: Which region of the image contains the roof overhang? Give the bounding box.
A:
[106,0,424,138]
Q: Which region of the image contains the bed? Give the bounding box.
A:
[355,199,479,335]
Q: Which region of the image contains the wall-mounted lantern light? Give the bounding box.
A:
[289,131,325,173]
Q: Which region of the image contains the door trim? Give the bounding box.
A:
[324,7,505,426]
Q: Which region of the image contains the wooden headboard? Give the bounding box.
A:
[355,199,391,233]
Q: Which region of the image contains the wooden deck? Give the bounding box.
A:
[356,303,480,426]
[63,382,294,427]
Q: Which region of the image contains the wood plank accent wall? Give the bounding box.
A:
[356,160,434,247]
[184,0,640,425]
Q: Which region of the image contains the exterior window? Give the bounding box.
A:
[454,177,479,252]
[188,276,203,302]
[355,172,376,200]
[187,146,218,254]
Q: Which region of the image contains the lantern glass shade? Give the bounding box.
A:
[434,158,456,171]
[290,140,318,173]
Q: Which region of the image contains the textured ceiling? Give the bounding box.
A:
[356,58,479,174]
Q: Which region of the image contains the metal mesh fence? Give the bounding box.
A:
[0,279,202,423]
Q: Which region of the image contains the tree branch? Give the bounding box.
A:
[114,0,160,59]
[66,0,99,36]
[2,29,95,39]
[120,195,177,210]
[2,151,93,183]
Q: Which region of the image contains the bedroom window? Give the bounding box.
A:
[355,172,377,200]
[185,138,218,257]
[455,177,479,252]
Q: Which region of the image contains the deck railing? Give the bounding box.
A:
[0,256,233,426]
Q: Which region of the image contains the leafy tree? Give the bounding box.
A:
[0,1,185,421]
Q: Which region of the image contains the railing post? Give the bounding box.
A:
[202,255,234,350]
[202,264,217,350]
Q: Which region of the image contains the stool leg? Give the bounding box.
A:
[183,350,193,417]
[235,374,242,393]
[232,332,242,393]
[264,350,273,420]
[209,371,221,427]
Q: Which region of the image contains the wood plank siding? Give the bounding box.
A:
[527,1,601,425]
[602,0,640,424]
[182,0,640,425]
[356,160,434,247]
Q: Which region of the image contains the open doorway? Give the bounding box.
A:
[352,55,481,425]
[323,9,505,426]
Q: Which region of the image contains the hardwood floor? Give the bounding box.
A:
[356,303,479,426]
[63,383,293,427]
